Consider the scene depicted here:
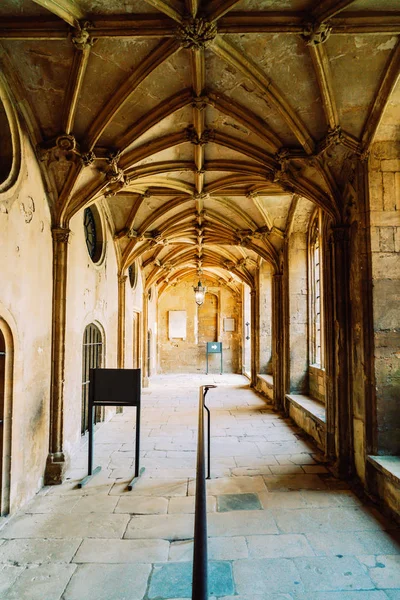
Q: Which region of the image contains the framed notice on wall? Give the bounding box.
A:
[223,317,235,332]
[168,310,187,339]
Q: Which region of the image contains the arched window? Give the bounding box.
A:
[309,211,323,368]
[81,323,103,434]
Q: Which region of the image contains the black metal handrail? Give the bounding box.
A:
[192,384,216,600]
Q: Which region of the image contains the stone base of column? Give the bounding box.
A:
[44,452,68,485]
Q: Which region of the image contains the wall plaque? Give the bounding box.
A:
[168,310,187,339]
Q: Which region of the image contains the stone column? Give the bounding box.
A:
[142,291,149,387]
[116,274,127,413]
[331,224,353,477]
[45,227,70,485]
[250,287,258,387]
[272,272,285,411]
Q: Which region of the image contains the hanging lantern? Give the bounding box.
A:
[194,280,206,306]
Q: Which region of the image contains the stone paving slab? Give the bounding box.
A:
[2,563,76,599]
[63,563,151,600]
[306,530,400,556]
[217,492,262,512]
[124,513,194,541]
[0,565,25,596]
[360,555,400,589]
[293,591,390,599]
[233,558,304,595]
[247,534,315,558]
[272,506,395,534]
[293,555,375,591]
[0,512,129,539]
[0,538,81,564]
[168,536,249,562]
[109,477,188,497]
[73,538,169,563]
[148,561,234,599]
[263,474,328,491]
[188,475,267,495]
[115,495,169,514]
[208,510,279,536]
[168,495,217,513]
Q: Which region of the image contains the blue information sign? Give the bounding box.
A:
[206,342,223,374]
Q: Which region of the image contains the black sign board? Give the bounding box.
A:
[90,368,141,406]
[79,368,144,490]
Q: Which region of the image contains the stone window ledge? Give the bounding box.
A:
[257,373,274,387]
[286,394,326,426]
[367,455,400,487]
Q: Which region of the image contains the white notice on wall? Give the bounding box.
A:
[223,317,235,332]
[168,310,187,339]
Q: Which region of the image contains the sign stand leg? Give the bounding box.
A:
[128,403,145,490]
[78,405,101,488]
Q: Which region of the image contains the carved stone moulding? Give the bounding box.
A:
[71,21,94,51]
[176,18,217,50]
[302,22,332,46]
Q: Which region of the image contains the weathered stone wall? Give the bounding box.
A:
[147,286,158,377]
[243,285,251,376]
[158,281,241,374]
[125,266,144,370]
[258,261,272,374]
[0,130,53,513]
[287,225,308,394]
[309,365,326,403]
[63,203,119,459]
[369,141,400,455]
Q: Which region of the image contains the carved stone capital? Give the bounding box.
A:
[72,21,94,51]
[185,126,215,145]
[191,95,210,111]
[302,21,332,46]
[118,275,128,286]
[176,18,217,50]
[52,227,70,243]
[38,134,78,164]
[127,229,138,239]
[81,151,96,167]
[246,190,258,199]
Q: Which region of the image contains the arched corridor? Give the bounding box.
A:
[0,375,399,598]
[0,0,400,596]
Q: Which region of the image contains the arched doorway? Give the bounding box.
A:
[81,323,103,434]
[0,321,13,515]
[198,292,218,345]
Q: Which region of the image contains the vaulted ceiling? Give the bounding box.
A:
[1,0,399,290]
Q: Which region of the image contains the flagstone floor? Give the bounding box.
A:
[0,374,399,599]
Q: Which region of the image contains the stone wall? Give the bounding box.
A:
[369,141,400,455]
[309,365,326,403]
[258,261,272,374]
[63,204,120,459]
[0,130,53,513]
[158,281,241,374]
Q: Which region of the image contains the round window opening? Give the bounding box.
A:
[0,92,19,191]
[84,205,104,263]
[128,263,138,289]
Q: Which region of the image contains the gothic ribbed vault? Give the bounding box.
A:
[0,0,399,290]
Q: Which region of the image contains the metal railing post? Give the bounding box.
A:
[192,385,216,600]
